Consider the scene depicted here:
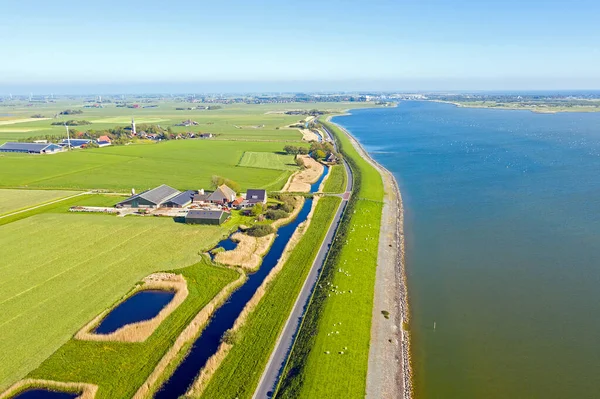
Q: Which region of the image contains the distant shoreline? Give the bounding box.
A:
[429,99,600,114]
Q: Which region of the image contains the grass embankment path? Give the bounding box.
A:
[276,119,388,398]
[195,196,342,398]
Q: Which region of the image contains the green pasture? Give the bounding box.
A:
[0,189,81,216]
[27,259,239,399]
[199,196,341,399]
[278,119,385,398]
[322,165,347,194]
[0,212,233,391]
[237,151,298,171]
[0,140,297,192]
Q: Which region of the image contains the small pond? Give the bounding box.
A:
[94,290,175,334]
[12,389,78,399]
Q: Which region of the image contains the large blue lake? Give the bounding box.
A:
[334,101,600,399]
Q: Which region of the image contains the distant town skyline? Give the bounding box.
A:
[2,0,600,91]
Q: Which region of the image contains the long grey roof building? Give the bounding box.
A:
[185,209,230,225]
[116,184,181,208]
[0,142,63,154]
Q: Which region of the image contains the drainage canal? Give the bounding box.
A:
[155,168,325,398]
[11,390,78,399]
[95,290,175,334]
[310,164,329,193]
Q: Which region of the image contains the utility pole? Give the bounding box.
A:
[65,123,71,150]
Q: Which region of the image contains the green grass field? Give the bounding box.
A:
[237,151,298,171]
[199,196,341,399]
[0,212,233,391]
[322,165,347,194]
[0,189,81,216]
[27,259,239,399]
[0,140,296,192]
[277,120,385,398]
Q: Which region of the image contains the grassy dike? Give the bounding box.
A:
[25,259,240,399]
[276,120,384,398]
[196,196,342,399]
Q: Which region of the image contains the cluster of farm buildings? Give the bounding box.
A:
[114,184,267,225]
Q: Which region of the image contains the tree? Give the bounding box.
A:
[211,175,240,193]
[251,203,264,216]
[314,149,326,160]
[295,156,305,168]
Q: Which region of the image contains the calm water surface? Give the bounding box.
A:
[94,290,174,334]
[334,101,600,399]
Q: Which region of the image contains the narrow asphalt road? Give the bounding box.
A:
[253,122,353,399]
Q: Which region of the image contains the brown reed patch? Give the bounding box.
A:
[186,196,319,396]
[284,155,324,192]
[75,273,188,343]
[132,269,245,399]
[0,379,98,399]
[214,232,274,271]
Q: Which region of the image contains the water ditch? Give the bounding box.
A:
[154,168,325,398]
[11,390,77,399]
[94,290,175,334]
[310,164,329,193]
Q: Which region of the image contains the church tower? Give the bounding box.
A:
[131,118,136,136]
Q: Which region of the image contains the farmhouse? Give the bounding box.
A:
[246,189,267,204]
[0,142,63,154]
[163,190,195,208]
[207,184,237,204]
[116,184,181,208]
[97,135,112,147]
[185,209,230,225]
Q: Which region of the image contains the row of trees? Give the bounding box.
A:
[50,120,91,126]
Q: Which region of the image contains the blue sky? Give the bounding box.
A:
[2,0,600,92]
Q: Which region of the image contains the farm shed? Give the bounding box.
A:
[185,210,230,225]
[163,190,195,208]
[0,142,63,154]
[116,184,181,208]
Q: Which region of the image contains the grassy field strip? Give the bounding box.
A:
[238,151,298,171]
[276,120,385,398]
[0,189,83,216]
[322,164,347,194]
[0,214,230,392]
[0,118,51,125]
[0,194,118,227]
[0,141,292,191]
[26,260,240,399]
[197,196,342,399]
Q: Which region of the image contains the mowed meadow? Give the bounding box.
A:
[0,141,297,192]
[0,212,230,391]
